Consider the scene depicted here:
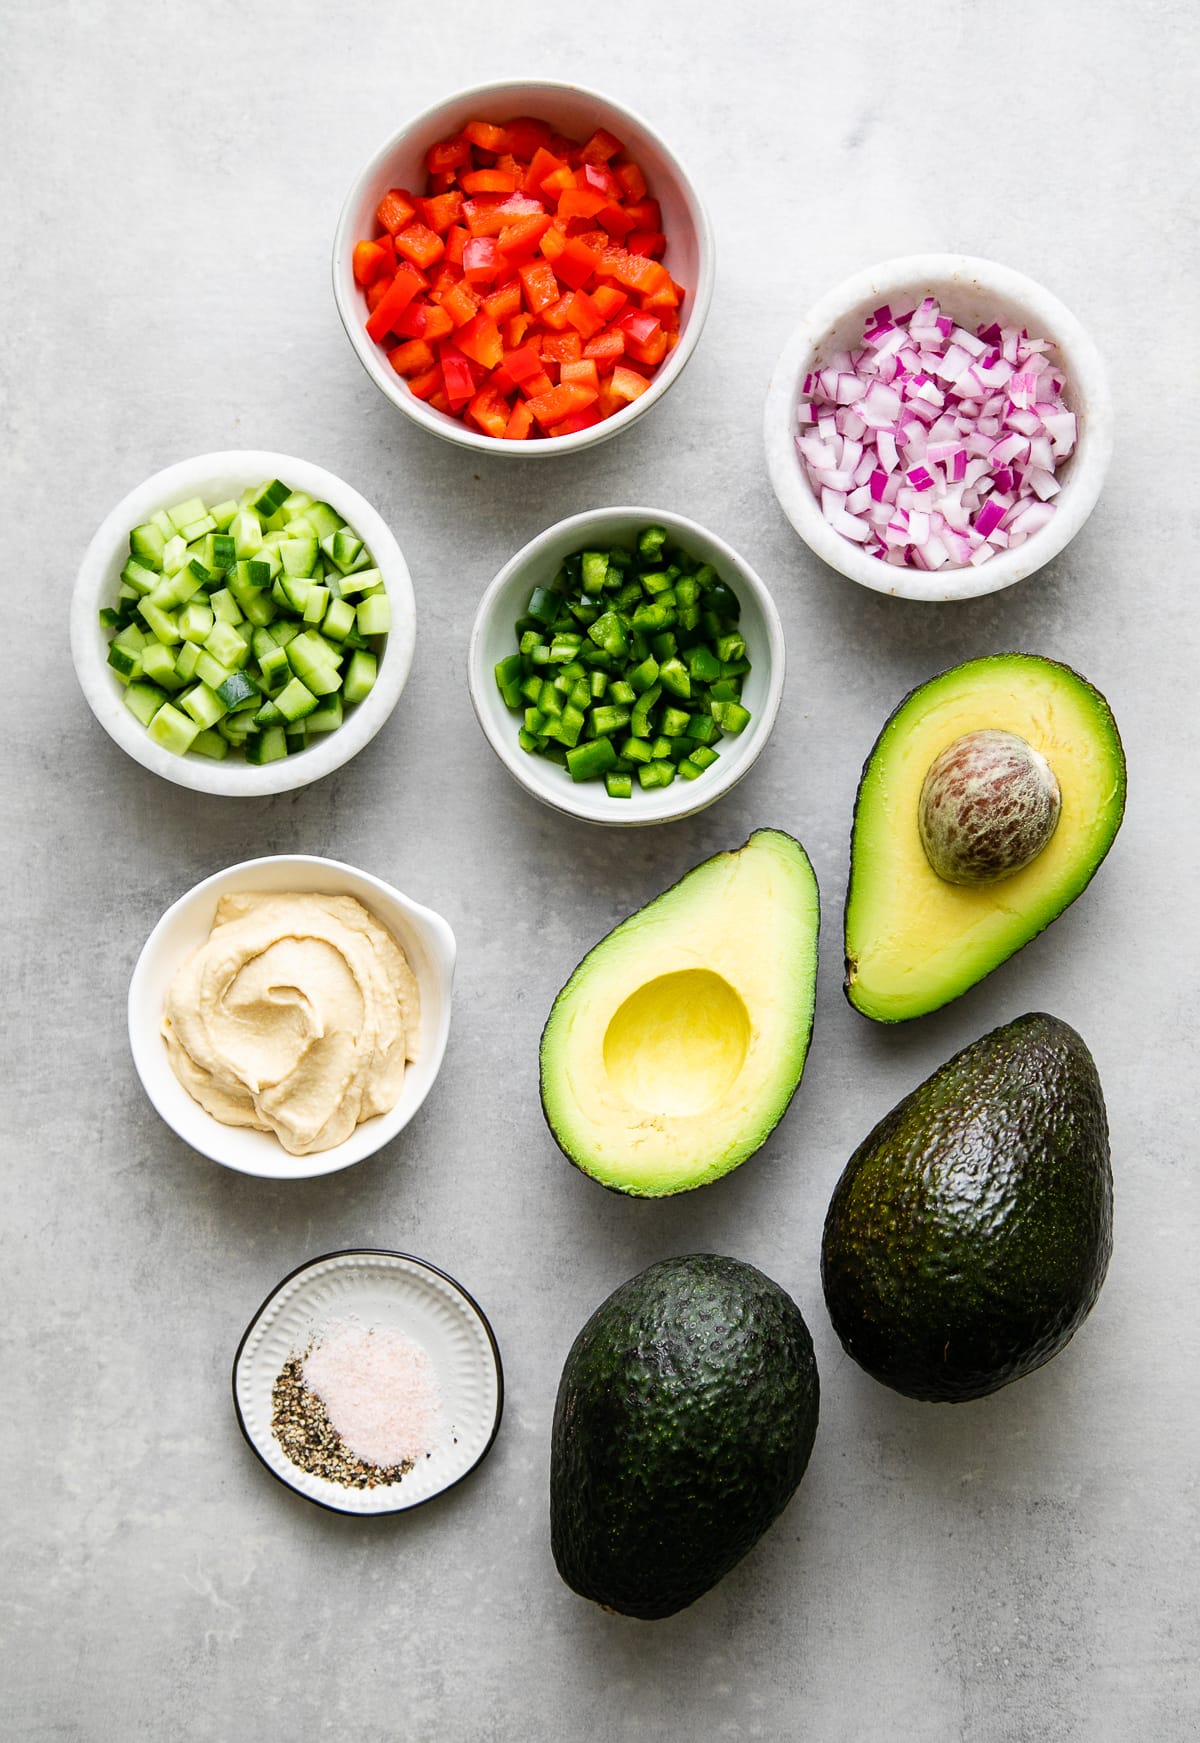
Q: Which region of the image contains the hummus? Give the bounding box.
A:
[163,891,420,1155]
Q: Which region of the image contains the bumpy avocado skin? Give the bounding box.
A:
[551,1255,819,1618]
[821,1013,1112,1403]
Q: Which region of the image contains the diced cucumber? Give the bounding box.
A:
[216,670,259,711]
[179,683,227,729]
[107,641,141,680]
[231,509,263,559]
[162,534,188,575]
[191,727,230,759]
[175,641,201,681]
[343,650,377,706]
[204,620,249,669]
[305,693,343,734]
[147,703,201,755]
[141,642,184,691]
[209,499,239,532]
[336,566,382,598]
[252,479,289,517]
[167,497,208,533]
[274,677,319,723]
[123,681,170,726]
[246,724,288,764]
[302,587,330,626]
[121,556,161,595]
[356,594,391,637]
[322,597,356,641]
[180,514,217,542]
[306,501,343,542]
[137,599,181,645]
[194,651,233,690]
[280,537,318,578]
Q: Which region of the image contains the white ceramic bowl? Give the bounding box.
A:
[333,80,714,456]
[72,451,416,795]
[468,507,785,826]
[764,254,1113,602]
[129,856,455,1179]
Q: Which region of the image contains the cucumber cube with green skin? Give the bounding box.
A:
[180,683,228,729]
[190,727,230,759]
[335,566,382,598]
[129,522,167,566]
[180,514,217,543]
[252,479,289,517]
[227,572,277,627]
[123,681,170,726]
[322,597,356,641]
[141,642,185,690]
[321,529,369,574]
[216,712,254,745]
[167,496,208,533]
[138,599,181,645]
[257,646,291,693]
[175,641,201,681]
[279,537,318,577]
[193,652,233,692]
[231,510,263,560]
[246,724,288,764]
[161,535,189,576]
[113,621,147,652]
[302,587,330,626]
[342,651,377,706]
[121,557,161,595]
[147,702,202,755]
[274,677,320,722]
[215,670,259,711]
[356,594,391,637]
[208,499,239,532]
[304,501,342,542]
[255,699,284,728]
[205,620,249,669]
[208,587,243,626]
[179,601,215,644]
[306,693,344,734]
[148,508,175,540]
[107,642,141,681]
[281,490,314,520]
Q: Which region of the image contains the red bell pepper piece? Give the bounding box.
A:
[565,289,605,341]
[483,280,523,323]
[624,326,669,366]
[438,342,477,409]
[579,162,620,199]
[444,225,468,267]
[425,134,471,175]
[502,344,544,384]
[392,299,454,343]
[408,364,443,401]
[437,280,481,328]
[614,159,647,201]
[591,284,628,321]
[467,386,510,438]
[456,312,505,371]
[596,202,635,240]
[421,190,465,235]
[549,236,600,291]
[395,222,445,271]
[547,404,603,437]
[505,399,535,440]
[462,236,502,284]
[519,368,556,399]
[461,168,517,195]
[560,357,600,395]
[353,239,390,286]
[387,338,436,378]
[503,312,533,347]
[524,146,566,196]
[540,331,582,366]
[538,293,575,332]
[364,266,423,342]
[583,327,626,372]
[628,230,666,259]
[610,365,651,403]
[463,119,510,153]
[504,117,553,160]
[519,260,560,314]
[541,164,576,198]
[365,276,390,314]
[498,212,553,260]
[578,128,624,165]
[556,188,608,223]
[618,309,662,346]
[525,381,599,428]
[376,188,417,235]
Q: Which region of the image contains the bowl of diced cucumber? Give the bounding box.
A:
[71,452,416,795]
[467,507,785,825]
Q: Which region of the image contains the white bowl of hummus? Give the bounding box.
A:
[72,451,416,795]
[129,856,456,1178]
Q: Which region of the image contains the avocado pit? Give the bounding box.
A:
[918,729,1061,886]
[603,969,750,1117]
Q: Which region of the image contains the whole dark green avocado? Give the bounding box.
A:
[821,1013,1112,1403]
[551,1255,819,1619]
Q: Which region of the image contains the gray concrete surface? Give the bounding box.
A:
[4,3,1198,1738]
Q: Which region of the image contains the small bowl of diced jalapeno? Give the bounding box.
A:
[71,452,415,795]
[467,508,785,825]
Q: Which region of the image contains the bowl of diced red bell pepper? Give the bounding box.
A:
[333,80,714,453]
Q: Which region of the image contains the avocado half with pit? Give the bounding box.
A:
[540,829,819,1196]
[845,654,1126,1023]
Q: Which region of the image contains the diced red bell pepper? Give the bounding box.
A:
[392,299,454,343]
[365,276,391,314]
[541,164,576,198]
[597,246,670,297]
[557,188,609,223]
[565,289,605,340]
[456,312,504,371]
[503,312,533,347]
[503,344,544,384]
[439,342,477,409]
[614,159,647,201]
[428,169,457,196]
[364,266,423,342]
[467,386,510,438]
[465,195,545,238]
[395,222,445,270]
[463,119,510,153]
[387,338,436,378]
[426,135,471,174]
[444,225,468,267]
[408,364,443,401]
[504,399,535,440]
[524,146,566,196]
[623,198,662,232]
[641,277,681,313]
[547,404,603,437]
[353,239,391,286]
[462,236,502,284]
[540,331,582,366]
[483,280,523,322]
[579,162,620,199]
[538,293,575,331]
[525,380,599,428]
[610,365,651,402]
[498,212,553,260]
[461,168,517,195]
[519,368,556,399]
[596,202,635,240]
[437,280,481,327]
[376,188,417,235]
[560,357,600,395]
[519,260,560,314]
[583,327,626,372]
[624,326,669,367]
[628,230,666,259]
[618,309,662,346]
[579,128,624,165]
[549,236,600,291]
[504,117,553,160]
[421,190,465,235]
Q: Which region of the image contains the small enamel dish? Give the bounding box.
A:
[232,1251,504,1516]
[764,254,1112,601]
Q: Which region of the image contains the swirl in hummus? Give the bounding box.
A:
[163,891,420,1155]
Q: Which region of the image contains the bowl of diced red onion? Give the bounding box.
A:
[764,254,1112,601]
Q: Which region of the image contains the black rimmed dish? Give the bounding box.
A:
[232,1250,503,1516]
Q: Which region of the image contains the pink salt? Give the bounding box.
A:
[302,1320,441,1467]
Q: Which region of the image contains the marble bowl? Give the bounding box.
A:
[764,254,1113,601]
[332,80,714,455]
[129,855,455,1180]
[72,451,416,796]
[468,507,785,826]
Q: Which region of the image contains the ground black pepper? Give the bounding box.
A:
[271,1353,416,1489]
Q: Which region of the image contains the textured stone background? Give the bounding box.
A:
[4,2,1197,1738]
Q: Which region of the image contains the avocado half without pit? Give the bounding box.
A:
[844,654,1126,1022]
[539,829,820,1197]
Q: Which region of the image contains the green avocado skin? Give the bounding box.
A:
[551,1255,819,1619]
[821,1013,1112,1403]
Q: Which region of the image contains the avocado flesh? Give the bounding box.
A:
[821,1012,1113,1403]
[551,1254,819,1619]
[845,654,1126,1022]
[539,829,819,1197]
